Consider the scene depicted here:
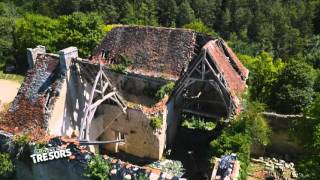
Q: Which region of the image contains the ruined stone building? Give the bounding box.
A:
[2,26,248,160]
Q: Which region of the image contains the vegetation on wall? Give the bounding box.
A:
[149,116,163,130]
[108,54,133,74]
[13,133,30,147]
[155,82,175,100]
[0,0,319,178]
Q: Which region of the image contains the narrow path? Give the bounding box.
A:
[0,80,20,111]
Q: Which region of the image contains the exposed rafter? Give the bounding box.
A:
[173,49,235,116]
[79,64,127,140]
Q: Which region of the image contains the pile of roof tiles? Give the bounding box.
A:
[1,54,65,134]
[47,136,92,164]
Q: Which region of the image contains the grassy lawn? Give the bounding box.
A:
[0,64,25,84]
[0,70,25,83]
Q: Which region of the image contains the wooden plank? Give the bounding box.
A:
[79,139,125,145]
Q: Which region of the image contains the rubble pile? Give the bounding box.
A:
[93,26,197,79]
[1,54,64,135]
[104,155,185,180]
[251,157,298,179]
[46,136,92,164]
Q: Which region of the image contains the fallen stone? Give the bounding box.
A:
[279,159,285,164]
[292,171,298,178]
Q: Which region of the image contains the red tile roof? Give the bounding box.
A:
[203,40,248,96]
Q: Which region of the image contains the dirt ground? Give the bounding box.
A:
[0,79,20,111]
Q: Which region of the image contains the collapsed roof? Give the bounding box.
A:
[92,26,197,80]
[92,26,248,114]
[2,54,64,136]
[1,26,249,137]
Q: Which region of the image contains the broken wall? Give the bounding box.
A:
[105,70,167,106]
[92,104,166,160]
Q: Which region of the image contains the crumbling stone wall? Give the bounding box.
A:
[92,104,166,160]
[105,70,167,106]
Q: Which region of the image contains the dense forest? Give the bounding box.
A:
[0,0,319,179]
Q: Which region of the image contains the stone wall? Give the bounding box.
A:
[91,104,166,160]
[251,112,303,160]
[105,70,167,106]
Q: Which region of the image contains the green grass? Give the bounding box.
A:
[0,70,25,84]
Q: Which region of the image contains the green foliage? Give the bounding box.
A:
[0,64,25,83]
[181,116,216,131]
[158,0,178,27]
[304,35,320,69]
[58,12,104,57]
[271,60,316,113]
[84,155,111,180]
[150,116,163,130]
[14,13,60,70]
[13,12,104,70]
[294,94,320,179]
[102,24,120,34]
[15,13,61,53]
[156,82,175,100]
[0,153,14,179]
[121,1,158,26]
[176,0,196,27]
[239,52,285,103]
[209,101,270,179]
[183,20,217,36]
[13,133,30,147]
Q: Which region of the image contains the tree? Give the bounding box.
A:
[58,12,104,57]
[14,14,61,70]
[183,20,218,36]
[0,2,16,65]
[304,35,320,68]
[158,0,178,27]
[176,0,196,27]
[271,60,316,113]
[238,52,285,103]
[190,0,218,28]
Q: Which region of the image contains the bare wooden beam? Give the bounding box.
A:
[79,139,125,145]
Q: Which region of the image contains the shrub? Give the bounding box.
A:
[109,54,133,73]
[156,82,175,100]
[84,155,111,180]
[183,20,217,36]
[150,116,163,130]
[0,153,14,179]
[209,101,270,179]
